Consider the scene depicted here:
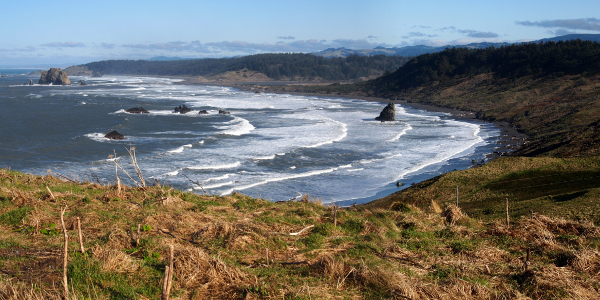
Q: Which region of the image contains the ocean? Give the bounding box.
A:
[0,69,499,205]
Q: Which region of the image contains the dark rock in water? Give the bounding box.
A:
[29,79,33,85]
[198,110,209,114]
[80,80,86,86]
[38,68,71,85]
[126,107,149,114]
[396,182,404,187]
[375,103,395,122]
[174,105,191,114]
[105,131,125,140]
[218,109,230,114]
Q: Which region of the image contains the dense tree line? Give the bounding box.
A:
[365,39,600,92]
[81,53,410,81]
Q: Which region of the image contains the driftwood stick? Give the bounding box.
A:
[77,217,85,253]
[161,266,170,300]
[161,245,174,300]
[60,205,69,298]
[506,198,510,228]
[46,186,56,201]
[289,225,314,236]
[266,248,269,266]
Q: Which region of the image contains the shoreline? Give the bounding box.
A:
[174,77,528,161]
[172,79,528,205]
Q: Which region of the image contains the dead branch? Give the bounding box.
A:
[60,205,69,299]
[125,145,146,187]
[182,174,207,195]
[77,217,85,253]
[51,172,78,184]
[46,186,55,202]
[161,245,174,300]
[289,225,315,236]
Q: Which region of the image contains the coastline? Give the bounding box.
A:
[170,78,528,204]
[173,77,528,160]
[133,75,528,204]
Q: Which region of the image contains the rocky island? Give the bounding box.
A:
[375,102,395,121]
[38,68,71,85]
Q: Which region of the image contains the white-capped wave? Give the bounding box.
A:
[216,117,255,136]
[163,170,179,176]
[204,174,233,182]
[224,166,339,195]
[303,119,348,148]
[387,124,413,142]
[84,133,111,142]
[185,161,241,170]
[202,181,234,189]
[167,146,185,153]
[253,155,276,160]
[347,168,364,172]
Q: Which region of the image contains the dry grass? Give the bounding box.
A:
[0,169,599,299]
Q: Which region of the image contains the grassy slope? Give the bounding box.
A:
[0,169,599,299]
[363,156,600,224]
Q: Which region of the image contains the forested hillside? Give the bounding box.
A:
[76,53,410,81]
[365,39,600,93]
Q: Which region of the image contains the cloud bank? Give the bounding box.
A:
[516,18,600,31]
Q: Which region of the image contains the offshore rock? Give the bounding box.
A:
[29,79,33,85]
[126,107,149,114]
[174,105,191,114]
[198,110,209,114]
[38,68,71,85]
[80,80,86,86]
[105,131,125,140]
[375,103,395,122]
[219,109,230,114]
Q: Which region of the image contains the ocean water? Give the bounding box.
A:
[0,70,499,204]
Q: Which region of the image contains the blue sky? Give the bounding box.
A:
[1,0,599,67]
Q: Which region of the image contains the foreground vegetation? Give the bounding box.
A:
[0,167,599,299]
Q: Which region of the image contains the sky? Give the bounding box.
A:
[1,0,599,67]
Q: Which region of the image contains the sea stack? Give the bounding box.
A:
[375,103,395,122]
[38,68,71,85]
[104,131,125,140]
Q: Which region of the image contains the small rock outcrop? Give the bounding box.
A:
[105,131,125,140]
[198,110,209,114]
[29,79,33,86]
[174,105,191,114]
[126,107,149,114]
[375,103,395,122]
[38,68,71,85]
[80,80,86,86]
[219,109,230,114]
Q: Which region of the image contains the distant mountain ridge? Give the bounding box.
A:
[313,34,600,57]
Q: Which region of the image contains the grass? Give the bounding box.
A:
[0,167,598,299]
[365,156,600,225]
